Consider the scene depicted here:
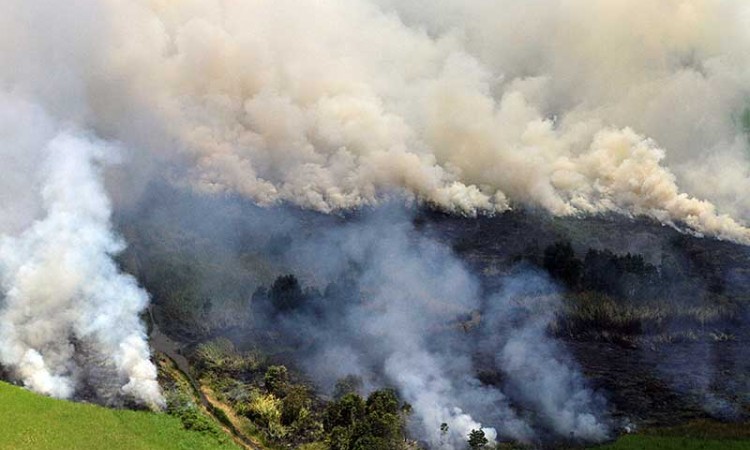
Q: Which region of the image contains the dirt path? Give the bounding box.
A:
[201,386,270,450]
[149,309,266,450]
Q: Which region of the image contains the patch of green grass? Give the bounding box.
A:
[0,381,239,450]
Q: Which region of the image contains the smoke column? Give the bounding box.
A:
[0,96,162,407]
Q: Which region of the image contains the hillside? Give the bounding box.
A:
[0,381,238,450]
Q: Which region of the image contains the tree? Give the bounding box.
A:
[440,422,450,446]
[468,429,488,449]
[270,274,305,312]
[351,436,391,450]
[366,389,399,416]
[281,385,309,425]
[324,389,408,450]
[324,393,366,432]
[264,365,289,397]
[543,241,582,288]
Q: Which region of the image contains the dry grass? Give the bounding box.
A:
[552,292,741,343]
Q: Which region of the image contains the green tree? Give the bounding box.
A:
[324,393,366,432]
[329,426,352,450]
[351,436,391,450]
[366,389,399,415]
[281,385,309,425]
[324,389,409,450]
[468,429,488,449]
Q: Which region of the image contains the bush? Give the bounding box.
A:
[246,391,283,429]
[281,385,310,425]
[264,365,289,397]
[194,338,261,374]
[164,388,229,443]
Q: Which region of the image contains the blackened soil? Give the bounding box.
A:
[568,340,750,428]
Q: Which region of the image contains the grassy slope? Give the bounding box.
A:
[0,381,238,450]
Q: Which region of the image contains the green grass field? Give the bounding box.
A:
[0,381,237,450]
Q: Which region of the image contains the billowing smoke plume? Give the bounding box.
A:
[0,95,162,407]
[2,0,750,241]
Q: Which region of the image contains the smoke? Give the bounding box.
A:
[0,95,162,407]
[2,0,750,439]
[238,206,607,446]
[2,0,750,241]
[480,274,608,441]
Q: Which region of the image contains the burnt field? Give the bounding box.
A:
[428,209,750,431]
[570,340,749,426]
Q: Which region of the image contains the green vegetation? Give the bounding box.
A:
[190,337,416,449]
[0,381,238,450]
[324,389,412,450]
[193,339,325,447]
[164,388,231,444]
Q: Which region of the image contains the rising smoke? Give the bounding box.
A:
[0,0,749,439]
[0,96,162,407]
[243,206,607,445]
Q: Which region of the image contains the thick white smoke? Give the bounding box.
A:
[0,97,162,407]
[4,0,749,241]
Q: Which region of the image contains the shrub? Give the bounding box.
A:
[264,365,289,396]
[281,385,310,425]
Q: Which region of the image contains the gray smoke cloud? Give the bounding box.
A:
[480,274,608,442]
[245,206,608,446]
